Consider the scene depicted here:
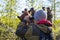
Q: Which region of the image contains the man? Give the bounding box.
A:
[42,7,47,19]
[34,10,53,40]
[42,7,45,11]
[16,10,53,40]
[30,7,35,18]
[47,7,53,23]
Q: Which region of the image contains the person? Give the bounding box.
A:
[16,10,54,40]
[30,7,35,18]
[42,7,45,11]
[42,7,47,19]
[17,8,30,25]
[16,8,30,40]
[47,7,53,23]
[34,10,54,40]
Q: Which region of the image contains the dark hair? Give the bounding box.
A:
[22,11,24,13]
[42,7,45,9]
[47,7,50,10]
[30,7,34,11]
[24,8,27,11]
[42,7,45,10]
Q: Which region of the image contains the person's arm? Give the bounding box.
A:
[17,16,22,20]
[17,13,26,20]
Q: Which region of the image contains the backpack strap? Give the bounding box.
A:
[36,24,48,33]
[25,24,32,39]
[36,24,52,34]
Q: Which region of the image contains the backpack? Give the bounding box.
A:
[15,22,53,40]
[15,23,40,40]
[15,22,29,38]
[25,23,53,40]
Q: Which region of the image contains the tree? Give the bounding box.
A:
[48,0,60,20]
[26,0,42,9]
[0,0,20,40]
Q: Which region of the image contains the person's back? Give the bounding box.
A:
[25,23,46,40]
[19,21,53,40]
[16,22,44,40]
[34,10,54,40]
[16,20,50,40]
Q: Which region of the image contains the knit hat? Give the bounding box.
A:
[34,10,47,21]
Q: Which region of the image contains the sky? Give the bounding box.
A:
[0,0,60,19]
[0,0,52,12]
[16,0,51,13]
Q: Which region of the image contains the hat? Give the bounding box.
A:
[34,10,47,21]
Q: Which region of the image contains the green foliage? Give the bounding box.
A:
[0,0,21,40]
[52,20,60,40]
[54,20,60,25]
[26,0,42,9]
[0,14,20,40]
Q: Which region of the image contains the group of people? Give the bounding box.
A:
[42,7,53,23]
[15,7,53,40]
[17,7,35,25]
